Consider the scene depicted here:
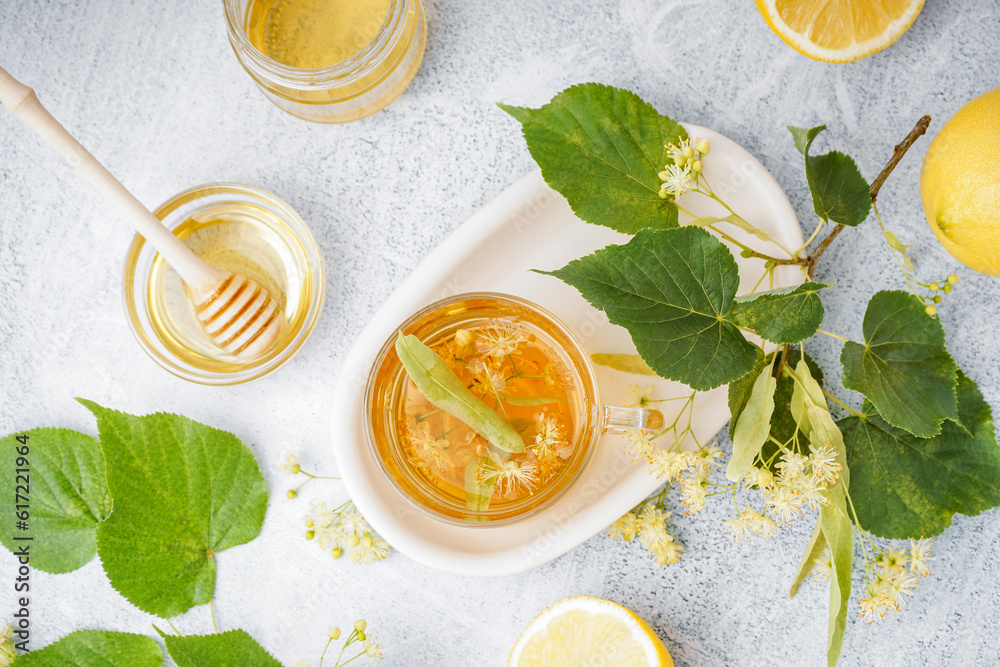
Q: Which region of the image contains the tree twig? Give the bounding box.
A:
[777,115,931,379]
[804,115,931,279]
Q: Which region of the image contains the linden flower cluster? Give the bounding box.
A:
[304,501,389,564]
[606,502,684,565]
[296,619,382,666]
[0,623,17,666]
[857,538,933,622]
[726,445,842,540]
[658,137,711,199]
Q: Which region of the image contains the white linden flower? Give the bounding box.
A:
[637,505,673,550]
[533,413,569,460]
[278,451,301,475]
[693,445,725,476]
[776,451,809,482]
[646,448,690,481]
[908,538,933,576]
[723,514,752,542]
[606,512,639,541]
[337,513,370,537]
[679,476,706,514]
[659,164,693,197]
[766,484,804,524]
[364,637,384,661]
[797,473,829,510]
[808,444,842,482]
[743,466,775,489]
[653,539,683,566]
[624,384,656,408]
[624,429,656,460]
[305,502,334,530]
[352,535,390,564]
[476,318,530,358]
[480,459,537,496]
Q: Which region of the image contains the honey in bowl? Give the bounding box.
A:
[366,294,603,525]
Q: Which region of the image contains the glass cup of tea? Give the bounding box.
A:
[364,293,663,526]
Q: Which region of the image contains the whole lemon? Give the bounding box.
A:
[920,87,1000,276]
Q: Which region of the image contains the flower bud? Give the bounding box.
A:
[357,631,367,641]
[305,530,315,540]
[657,189,670,199]
[692,160,703,173]
[354,620,367,633]
[455,329,474,347]
[362,535,374,548]
[329,627,341,640]
[695,139,710,155]
[657,171,669,181]
[305,519,314,529]
[933,295,942,304]
[331,548,343,559]
[942,284,952,293]
[682,146,694,159]
[347,534,360,547]
[740,249,754,258]
[925,304,937,317]
[947,274,959,284]
[929,282,939,291]
[290,464,301,474]
[286,489,297,499]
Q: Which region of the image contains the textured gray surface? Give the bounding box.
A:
[1,1,1000,665]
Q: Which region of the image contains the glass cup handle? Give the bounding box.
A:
[602,405,664,433]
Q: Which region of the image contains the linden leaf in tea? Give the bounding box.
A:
[78,400,268,618]
[0,428,111,574]
[500,83,685,234]
[15,631,161,667]
[395,333,525,453]
[160,629,282,667]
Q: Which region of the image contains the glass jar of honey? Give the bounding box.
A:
[223,0,426,123]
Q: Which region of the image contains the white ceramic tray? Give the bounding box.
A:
[331,125,804,577]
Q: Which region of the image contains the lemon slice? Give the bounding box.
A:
[508,596,673,667]
[754,0,925,62]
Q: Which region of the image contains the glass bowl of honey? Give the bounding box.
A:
[223,0,426,123]
[365,293,662,526]
[122,183,325,385]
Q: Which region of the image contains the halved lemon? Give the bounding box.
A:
[754,0,925,62]
[508,596,673,667]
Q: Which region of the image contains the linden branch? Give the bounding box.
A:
[804,115,932,279]
[777,115,932,378]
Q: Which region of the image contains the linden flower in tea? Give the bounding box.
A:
[395,318,576,512]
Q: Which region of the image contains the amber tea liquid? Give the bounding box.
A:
[368,296,600,523]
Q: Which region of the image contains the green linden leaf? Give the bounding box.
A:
[727,349,767,440]
[396,333,524,453]
[840,371,1000,539]
[789,358,827,439]
[78,399,268,618]
[0,428,111,574]
[500,83,686,234]
[788,520,825,598]
[729,350,824,467]
[841,290,958,438]
[726,361,777,481]
[160,629,282,667]
[590,353,658,376]
[540,226,759,391]
[788,125,871,226]
[804,398,852,667]
[16,630,161,667]
[730,282,829,344]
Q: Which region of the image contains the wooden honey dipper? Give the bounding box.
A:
[0,66,283,358]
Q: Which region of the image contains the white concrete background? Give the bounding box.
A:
[2,1,1000,665]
